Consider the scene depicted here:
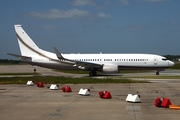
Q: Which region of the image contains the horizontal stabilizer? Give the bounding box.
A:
[6,53,32,61]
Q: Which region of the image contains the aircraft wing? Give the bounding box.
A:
[53,47,102,70]
[74,60,102,70]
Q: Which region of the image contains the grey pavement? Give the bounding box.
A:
[0,83,180,120]
[0,65,180,120]
[0,65,87,77]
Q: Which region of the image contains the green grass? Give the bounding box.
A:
[0,76,148,84]
[124,76,180,79]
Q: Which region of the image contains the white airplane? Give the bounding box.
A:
[7,25,174,76]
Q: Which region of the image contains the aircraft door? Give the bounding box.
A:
[99,53,103,63]
[154,57,158,65]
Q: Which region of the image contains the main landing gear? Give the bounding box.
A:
[156,71,159,75]
[89,71,97,76]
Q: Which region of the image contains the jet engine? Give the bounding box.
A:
[102,64,119,73]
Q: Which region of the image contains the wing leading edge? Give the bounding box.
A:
[53,47,103,70]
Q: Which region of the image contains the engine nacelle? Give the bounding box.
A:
[102,64,119,73]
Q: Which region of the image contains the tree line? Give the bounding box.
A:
[0,59,26,65]
[163,55,180,61]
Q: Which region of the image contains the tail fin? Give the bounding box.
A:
[14,25,40,56]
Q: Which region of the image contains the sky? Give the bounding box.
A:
[0,0,180,59]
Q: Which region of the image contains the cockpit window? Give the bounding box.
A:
[162,58,168,61]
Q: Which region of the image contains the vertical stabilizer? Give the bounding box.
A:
[14,25,40,56]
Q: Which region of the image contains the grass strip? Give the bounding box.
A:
[0,76,148,84]
[123,76,180,79]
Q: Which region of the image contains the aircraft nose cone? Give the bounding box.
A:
[169,61,174,66]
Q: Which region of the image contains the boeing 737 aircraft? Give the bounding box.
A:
[7,25,174,76]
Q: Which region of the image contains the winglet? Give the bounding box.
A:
[53,47,65,60]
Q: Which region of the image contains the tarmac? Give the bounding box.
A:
[0,65,180,120]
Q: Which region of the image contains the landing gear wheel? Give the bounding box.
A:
[89,71,97,76]
[33,69,36,73]
[93,71,97,76]
[156,71,159,75]
[89,72,93,76]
